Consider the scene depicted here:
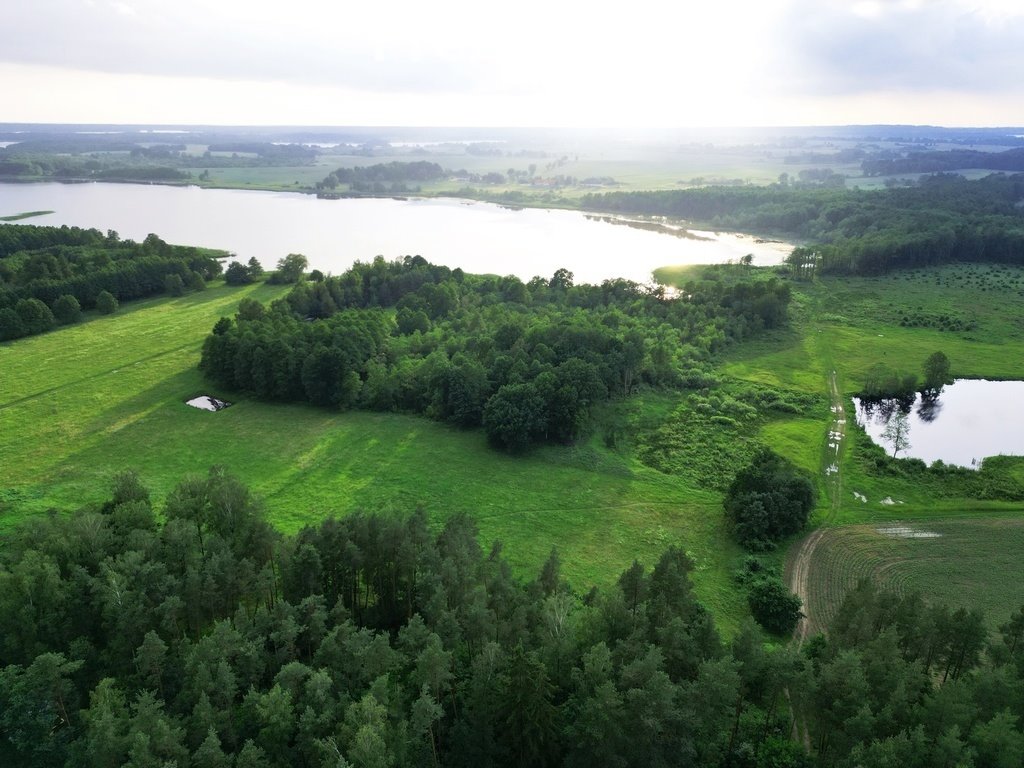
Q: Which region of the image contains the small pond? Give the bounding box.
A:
[854,379,1024,469]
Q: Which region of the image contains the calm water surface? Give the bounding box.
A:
[854,379,1024,468]
[0,182,792,284]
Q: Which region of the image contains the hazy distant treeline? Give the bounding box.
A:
[581,173,1024,275]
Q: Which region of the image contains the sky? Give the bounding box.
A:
[3,0,1024,127]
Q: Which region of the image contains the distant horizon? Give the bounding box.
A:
[4,122,1024,132]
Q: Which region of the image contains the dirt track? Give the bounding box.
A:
[786,370,845,645]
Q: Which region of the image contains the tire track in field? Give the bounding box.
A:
[787,369,846,646]
[0,342,198,412]
[785,369,846,749]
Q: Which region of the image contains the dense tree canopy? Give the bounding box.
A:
[316,161,446,193]
[723,448,816,550]
[201,256,792,452]
[0,224,223,340]
[580,173,1024,276]
[2,471,1024,767]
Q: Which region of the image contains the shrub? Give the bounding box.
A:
[96,290,119,315]
[724,448,816,550]
[52,294,82,325]
[224,261,254,286]
[15,298,56,334]
[748,578,802,635]
[164,273,185,296]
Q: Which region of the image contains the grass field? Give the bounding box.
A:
[0,281,752,632]
[702,264,1024,630]
[718,264,1024,515]
[802,519,1024,633]
[6,261,1024,637]
[186,141,878,200]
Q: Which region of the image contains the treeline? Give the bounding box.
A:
[580,173,1024,275]
[0,224,223,341]
[862,147,1024,176]
[90,167,191,182]
[205,143,317,163]
[0,141,317,181]
[0,152,191,182]
[4,469,1024,767]
[200,256,791,451]
[316,162,446,192]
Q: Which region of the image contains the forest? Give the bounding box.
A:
[0,224,224,340]
[580,173,1024,275]
[0,136,319,183]
[861,147,1024,176]
[199,256,791,451]
[2,469,1023,768]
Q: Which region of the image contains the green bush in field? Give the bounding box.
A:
[748,578,803,635]
[95,290,119,315]
[724,448,816,550]
[0,307,27,340]
[51,294,82,325]
[224,261,254,285]
[15,298,56,334]
[164,273,185,296]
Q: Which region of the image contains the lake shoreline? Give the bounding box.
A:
[0,177,802,246]
[0,182,794,281]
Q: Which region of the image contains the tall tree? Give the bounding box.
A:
[922,351,952,394]
[882,411,912,458]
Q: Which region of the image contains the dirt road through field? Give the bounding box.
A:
[787,369,846,645]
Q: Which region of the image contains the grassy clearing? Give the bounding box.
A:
[186,143,861,201]
[0,285,748,632]
[718,264,1024,521]
[6,260,1024,637]
[710,264,1024,634]
[632,384,825,494]
[200,165,331,190]
[803,519,1024,633]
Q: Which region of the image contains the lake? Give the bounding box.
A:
[854,379,1024,468]
[0,182,792,284]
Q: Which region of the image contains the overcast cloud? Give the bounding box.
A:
[779,0,1024,96]
[2,0,1023,125]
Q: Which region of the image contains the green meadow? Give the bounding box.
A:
[702,264,1024,625]
[5,261,1024,636]
[720,264,1024,506]
[0,281,753,632]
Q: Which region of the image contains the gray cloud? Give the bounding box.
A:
[777,1,1024,95]
[0,0,481,92]
[9,0,1024,114]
